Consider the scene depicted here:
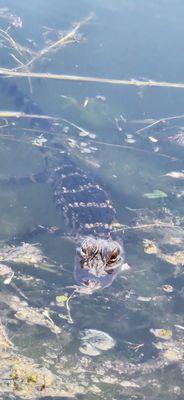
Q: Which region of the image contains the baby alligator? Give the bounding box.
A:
[0,79,125,292]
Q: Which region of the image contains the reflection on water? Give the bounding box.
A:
[0,0,183,398]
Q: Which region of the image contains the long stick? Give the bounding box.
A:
[1,68,184,89]
[0,110,56,120]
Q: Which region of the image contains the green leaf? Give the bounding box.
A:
[56,295,68,304]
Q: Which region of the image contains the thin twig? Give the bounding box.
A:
[92,140,178,160]
[135,114,184,134]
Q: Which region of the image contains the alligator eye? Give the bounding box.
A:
[108,247,120,263]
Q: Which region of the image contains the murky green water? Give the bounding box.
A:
[0,0,183,398]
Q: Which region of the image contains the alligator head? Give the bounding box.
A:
[74,237,124,292]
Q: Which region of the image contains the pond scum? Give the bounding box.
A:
[0,7,183,399]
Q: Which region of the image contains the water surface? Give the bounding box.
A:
[0,0,183,398]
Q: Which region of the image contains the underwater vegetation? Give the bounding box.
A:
[0,4,183,400]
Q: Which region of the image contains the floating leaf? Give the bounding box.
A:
[79,329,116,356]
[143,239,158,254]
[150,328,172,340]
[143,190,168,199]
[56,295,68,305]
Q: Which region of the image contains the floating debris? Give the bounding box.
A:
[124,134,136,144]
[162,171,184,179]
[143,239,158,254]
[143,190,168,199]
[162,284,174,293]
[88,133,96,139]
[143,239,184,266]
[32,134,47,147]
[79,329,116,356]
[79,130,89,137]
[148,136,158,143]
[150,328,172,340]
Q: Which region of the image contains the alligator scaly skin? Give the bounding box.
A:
[1,79,118,238]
